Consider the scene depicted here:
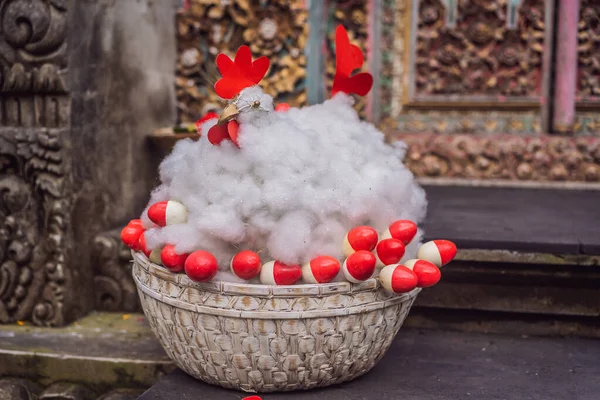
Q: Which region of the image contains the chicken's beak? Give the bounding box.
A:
[218,103,239,125]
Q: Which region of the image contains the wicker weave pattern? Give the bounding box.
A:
[133,252,419,392]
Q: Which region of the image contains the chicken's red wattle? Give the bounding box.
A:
[208,120,240,147]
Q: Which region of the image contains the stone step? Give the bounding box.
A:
[101,184,600,330]
[138,328,600,400]
[412,184,600,335]
[423,184,600,255]
[0,312,173,399]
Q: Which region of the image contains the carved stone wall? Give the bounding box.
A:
[395,133,600,182]
[169,0,599,181]
[0,0,75,326]
[0,0,178,325]
[176,0,308,123]
[0,0,69,94]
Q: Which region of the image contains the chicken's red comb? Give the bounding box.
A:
[332,25,373,97]
[214,45,270,99]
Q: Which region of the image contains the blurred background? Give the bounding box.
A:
[0,0,598,398]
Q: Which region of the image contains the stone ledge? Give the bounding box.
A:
[0,312,173,396]
[0,379,142,400]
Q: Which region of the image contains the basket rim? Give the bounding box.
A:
[132,251,421,299]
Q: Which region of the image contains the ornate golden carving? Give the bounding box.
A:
[577,0,600,99]
[395,133,600,182]
[177,0,308,123]
[395,109,542,134]
[380,0,405,122]
[414,0,545,98]
[574,112,600,136]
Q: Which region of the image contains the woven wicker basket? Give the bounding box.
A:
[132,251,420,393]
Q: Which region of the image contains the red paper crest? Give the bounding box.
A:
[332,26,373,97]
[214,45,270,99]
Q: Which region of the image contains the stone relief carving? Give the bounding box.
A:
[0,0,68,93]
[176,0,308,123]
[0,0,72,326]
[0,128,71,326]
[92,230,140,313]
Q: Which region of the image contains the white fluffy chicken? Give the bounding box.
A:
[137,26,433,284]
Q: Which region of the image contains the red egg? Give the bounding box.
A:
[342,226,378,256]
[137,232,152,258]
[161,245,189,273]
[302,256,340,284]
[128,219,144,229]
[121,225,144,250]
[149,247,163,265]
[230,250,262,280]
[404,259,441,288]
[147,200,188,227]
[382,220,417,245]
[379,264,418,294]
[416,240,457,267]
[375,238,406,266]
[260,261,302,285]
[342,250,376,283]
[184,251,218,282]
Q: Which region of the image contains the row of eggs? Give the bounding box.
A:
[121,201,457,294]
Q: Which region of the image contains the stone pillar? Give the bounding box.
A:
[553,0,580,134]
[0,0,177,326]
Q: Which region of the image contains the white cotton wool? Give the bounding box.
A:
[143,90,427,281]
